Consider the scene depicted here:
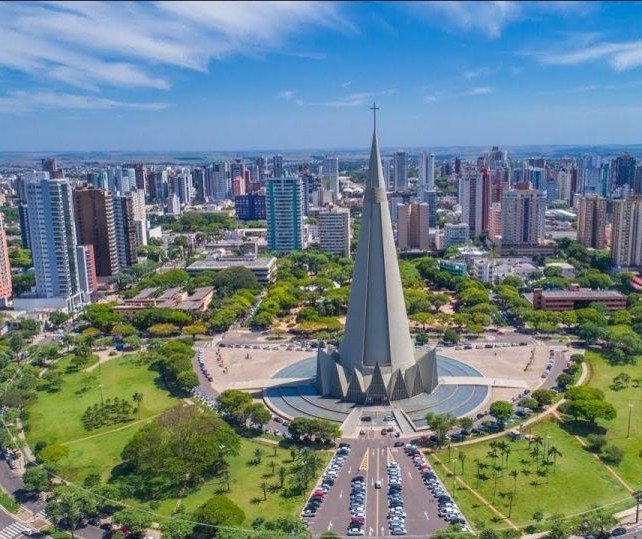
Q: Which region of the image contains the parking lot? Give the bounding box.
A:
[307,437,450,537]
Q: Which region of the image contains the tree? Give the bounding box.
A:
[217,390,253,424]
[253,448,265,464]
[248,403,271,429]
[489,401,513,425]
[121,406,240,498]
[458,417,474,430]
[23,466,49,492]
[587,434,607,453]
[193,496,245,537]
[46,485,97,539]
[518,397,538,410]
[425,412,457,444]
[602,445,624,465]
[277,466,288,489]
[531,389,555,408]
[556,373,574,389]
[112,508,152,536]
[259,480,268,500]
[132,392,144,417]
[48,311,70,328]
[183,324,207,341]
[160,518,194,539]
[443,328,459,344]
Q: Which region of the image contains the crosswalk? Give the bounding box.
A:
[0,521,31,539]
[33,511,48,521]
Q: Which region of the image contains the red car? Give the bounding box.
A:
[351,517,366,526]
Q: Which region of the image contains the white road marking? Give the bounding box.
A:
[339,489,343,499]
[328,521,333,530]
[424,511,430,520]
[369,527,373,536]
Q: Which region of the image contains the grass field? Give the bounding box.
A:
[430,419,631,529]
[26,353,181,480]
[155,439,332,522]
[584,350,642,487]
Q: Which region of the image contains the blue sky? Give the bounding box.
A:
[2,1,642,151]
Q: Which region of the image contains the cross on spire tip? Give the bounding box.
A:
[370,102,380,132]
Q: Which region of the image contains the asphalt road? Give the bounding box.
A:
[309,434,448,538]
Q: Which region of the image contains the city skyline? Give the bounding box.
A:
[3,1,642,151]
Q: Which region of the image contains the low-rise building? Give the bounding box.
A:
[187,255,277,284]
[115,286,214,313]
[525,284,626,311]
[544,262,577,279]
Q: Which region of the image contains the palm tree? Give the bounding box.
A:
[253,448,265,464]
[132,392,143,417]
[269,460,276,475]
[474,458,481,488]
[259,480,268,501]
[548,446,562,472]
[509,469,519,496]
[458,451,466,475]
[277,466,288,489]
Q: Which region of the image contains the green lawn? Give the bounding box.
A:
[583,350,642,487]
[431,419,631,529]
[26,353,181,480]
[156,439,332,522]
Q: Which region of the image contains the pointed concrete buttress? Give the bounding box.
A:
[316,114,438,403]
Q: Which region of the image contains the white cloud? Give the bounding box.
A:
[463,86,494,95]
[423,94,439,103]
[528,39,642,71]
[0,1,345,91]
[408,1,595,39]
[463,66,497,80]
[309,90,396,108]
[278,90,296,101]
[0,91,169,113]
[409,1,521,39]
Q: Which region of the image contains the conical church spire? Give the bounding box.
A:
[316,108,438,403]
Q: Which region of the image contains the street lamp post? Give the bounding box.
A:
[627,404,633,439]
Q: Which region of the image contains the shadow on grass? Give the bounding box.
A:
[558,419,606,438]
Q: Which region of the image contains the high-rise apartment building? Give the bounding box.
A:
[113,195,141,268]
[15,175,31,250]
[76,245,98,301]
[272,155,284,178]
[381,159,392,191]
[393,151,409,191]
[25,172,83,311]
[0,214,13,306]
[458,170,483,237]
[176,169,193,205]
[577,195,607,249]
[611,196,642,267]
[73,188,119,277]
[267,177,306,253]
[614,153,636,189]
[419,152,435,192]
[235,194,267,221]
[397,203,430,251]
[425,190,437,227]
[318,207,351,258]
[556,169,572,203]
[488,202,503,241]
[501,186,546,245]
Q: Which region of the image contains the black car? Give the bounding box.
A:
[394,441,404,447]
[611,528,626,537]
